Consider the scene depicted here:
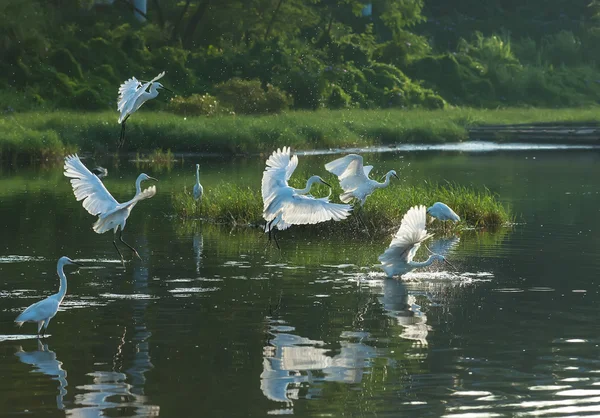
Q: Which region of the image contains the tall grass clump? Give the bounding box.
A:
[173,183,263,225]
[172,181,510,233]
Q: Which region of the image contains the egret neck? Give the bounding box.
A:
[135,174,146,195]
[375,171,396,189]
[294,175,323,195]
[56,260,68,303]
[408,254,443,268]
[196,164,200,184]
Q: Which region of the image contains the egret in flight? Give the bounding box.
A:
[64,154,157,263]
[378,205,455,278]
[427,202,460,230]
[193,164,203,202]
[15,256,81,337]
[262,147,352,248]
[117,71,172,147]
[325,154,399,231]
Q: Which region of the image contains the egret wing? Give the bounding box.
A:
[150,71,166,83]
[363,165,374,176]
[261,146,298,204]
[102,185,157,218]
[64,154,119,216]
[280,194,352,225]
[15,298,59,325]
[117,77,142,113]
[378,205,433,268]
[325,154,370,192]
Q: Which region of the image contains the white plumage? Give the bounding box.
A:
[193,163,203,202]
[64,154,157,262]
[261,147,352,244]
[427,202,460,222]
[15,257,81,336]
[117,71,168,146]
[324,154,399,206]
[378,205,452,278]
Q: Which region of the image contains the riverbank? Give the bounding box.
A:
[2,108,600,160]
[172,182,511,234]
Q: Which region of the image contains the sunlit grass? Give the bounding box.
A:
[3,107,600,159]
[172,181,510,234]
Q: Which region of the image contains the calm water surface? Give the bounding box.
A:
[0,148,598,417]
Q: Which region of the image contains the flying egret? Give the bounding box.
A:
[378,205,455,278]
[14,257,81,337]
[324,154,399,231]
[64,154,157,263]
[193,164,203,202]
[117,71,172,147]
[262,147,352,248]
[427,202,460,230]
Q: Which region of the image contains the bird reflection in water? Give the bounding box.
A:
[16,340,68,410]
[68,242,159,416]
[193,231,203,274]
[261,318,375,411]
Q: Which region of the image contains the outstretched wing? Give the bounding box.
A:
[101,185,156,219]
[64,154,119,216]
[117,77,142,114]
[261,146,298,205]
[150,71,166,83]
[378,205,433,274]
[325,154,370,192]
[280,194,352,226]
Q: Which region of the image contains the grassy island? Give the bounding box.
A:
[172,182,510,234]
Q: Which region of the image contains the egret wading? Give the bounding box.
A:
[325,154,399,232]
[193,164,203,202]
[64,154,157,264]
[427,202,460,230]
[262,147,352,248]
[117,71,172,147]
[14,257,82,337]
[378,205,455,279]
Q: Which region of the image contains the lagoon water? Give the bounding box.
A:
[0,147,599,417]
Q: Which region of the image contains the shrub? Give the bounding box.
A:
[167,94,224,116]
[326,84,352,109]
[214,78,291,114]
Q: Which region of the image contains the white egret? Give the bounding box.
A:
[117,71,172,147]
[193,164,203,202]
[378,205,455,278]
[427,202,460,230]
[15,257,81,337]
[64,154,157,263]
[324,154,399,231]
[262,147,352,248]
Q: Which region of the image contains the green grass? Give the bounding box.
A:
[3,107,600,160]
[172,181,511,234]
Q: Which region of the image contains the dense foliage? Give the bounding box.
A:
[1,0,599,113]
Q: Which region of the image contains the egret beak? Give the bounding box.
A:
[393,173,400,180]
[444,259,457,271]
[161,86,174,93]
[321,180,332,188]
[148,176,158,182]
[71,261,83,267]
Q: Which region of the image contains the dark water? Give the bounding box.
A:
[0,147,598,417]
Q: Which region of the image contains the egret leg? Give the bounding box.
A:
[354,205,370,236]
[272,228,281,250]
[37,321,44,337]
[113,238,125,265]
[118,115,130,148]
[119,230,142,260]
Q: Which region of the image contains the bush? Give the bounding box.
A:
[167,93,224,116]
[214,78,291,114]
[326,84,352,109]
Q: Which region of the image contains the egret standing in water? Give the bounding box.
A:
[64,154,157,264]
[325,154,399,231]
[15,257,82,337]
[427,202,460,230]
[193,164,203,202]
[117,71,172,147]
[378,205,455,278]
[262,147,352,248]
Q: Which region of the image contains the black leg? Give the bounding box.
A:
[355,206,370,236]
[273,227,281,250]
[113,238,125,265]
[118,115,130,148]
[119,229,141,260]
